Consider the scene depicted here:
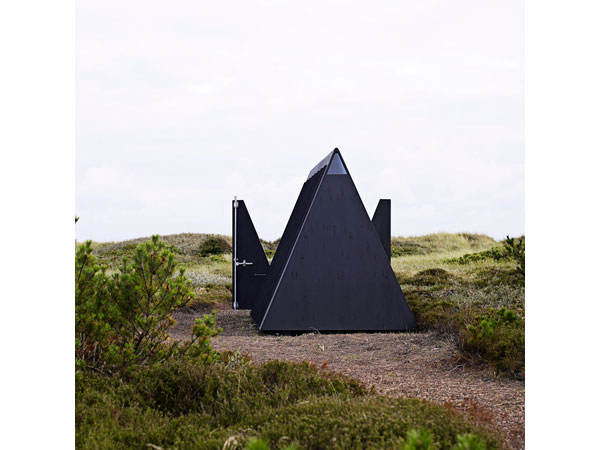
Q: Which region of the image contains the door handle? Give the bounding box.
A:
[235,259,254,267]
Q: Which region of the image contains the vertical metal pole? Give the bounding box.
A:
[232,196,238,310]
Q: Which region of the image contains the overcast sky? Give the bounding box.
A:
[76,0,523,242]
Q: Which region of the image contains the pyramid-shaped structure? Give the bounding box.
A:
[251,149,416,331]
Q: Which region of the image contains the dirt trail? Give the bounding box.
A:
[171,307,524,450]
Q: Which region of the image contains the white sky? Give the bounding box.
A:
[76,0,523,242]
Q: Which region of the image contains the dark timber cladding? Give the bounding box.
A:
[251,149,416,331]
[232,200,270,309]
[372,199,391,260]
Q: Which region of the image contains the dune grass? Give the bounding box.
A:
[391,233,496,257]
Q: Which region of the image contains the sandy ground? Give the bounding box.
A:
[171,306,524,450]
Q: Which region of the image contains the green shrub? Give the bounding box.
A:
[75,236,221,374]
[199,237,232,256]
[403,429,434,450]
[446,247,507,265]
[407,268,454,286]
[391,242,429,257]
[472,266,524,289]
[233,430,487,450]
[242,439,299,450]
[76,359,367,449]
[75,241,112,371]
[452,433,488,450]
[281,444,299,450]
[76,359,499,450]
[129,359,366,423]
[403,289,464,336]
[463,307,524,376]
[244,438,269,450]
[253,397,498,450]
[503,236,525,278]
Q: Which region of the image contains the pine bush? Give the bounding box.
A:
[75,235,221,374]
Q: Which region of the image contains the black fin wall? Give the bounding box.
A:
[232,200,270,310]
[372,199,391,261]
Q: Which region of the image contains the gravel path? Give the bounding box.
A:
[171,307,524,450]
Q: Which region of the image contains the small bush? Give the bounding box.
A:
[75,241,112,371]
[503,236,525,278]
[281,444,299,450]
[472,266,524,289]
[244,438,269,450]
[452,433,488,450]
[76,236,221,374]
[447,247,507,265]
[391,242,429,257]
[198,237,232,257]
[403,429,434,449]
[408,268,454,286]
[463,307,524,376]
[406,296,463,335]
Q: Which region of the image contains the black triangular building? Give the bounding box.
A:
[246,149,416,331]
